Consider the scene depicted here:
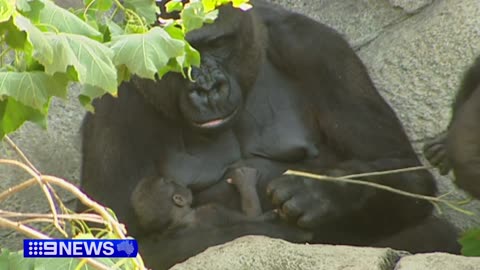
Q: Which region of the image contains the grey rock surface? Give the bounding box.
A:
[171,236,402,270]
[395,252,480,270]
[389,0,434,14]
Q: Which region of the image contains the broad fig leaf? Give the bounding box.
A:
[3,18,27,49]
[43,33,117,93]
[110,27,184,80]
[181,1,205,33]
[0,0,14,23]
[460,228,480,256]
[124,0,159,25]
[14,14,54,67]
[0,71,68,110]
[0,97,47,138]
[27,0,102,40]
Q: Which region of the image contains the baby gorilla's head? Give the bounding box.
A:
[131,176,193,232]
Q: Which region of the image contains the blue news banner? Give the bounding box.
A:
[23,239,138,258]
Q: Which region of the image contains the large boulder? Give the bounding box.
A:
[171,236,480,270]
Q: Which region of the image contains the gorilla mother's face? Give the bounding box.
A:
[135,5,264,132]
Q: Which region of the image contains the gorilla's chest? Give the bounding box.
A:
[161,66,318,191]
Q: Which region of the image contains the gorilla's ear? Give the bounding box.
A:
[172,194,188,207]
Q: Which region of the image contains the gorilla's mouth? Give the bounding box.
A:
[193,109,238,129]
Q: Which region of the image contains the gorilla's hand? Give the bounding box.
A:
[266,164,376,229]
[423,131,451,175]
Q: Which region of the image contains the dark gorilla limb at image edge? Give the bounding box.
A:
[79,0,461,269]
[424,55,480,199]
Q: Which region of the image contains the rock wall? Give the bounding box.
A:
[1,0,480,256]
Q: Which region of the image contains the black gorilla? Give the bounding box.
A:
[424,55,480,199]
[80,0,460,268]
[132,175,311,269]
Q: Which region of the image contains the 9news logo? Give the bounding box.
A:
[23,239,138,258]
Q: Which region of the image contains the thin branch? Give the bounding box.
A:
[340,165,431,179]
[0,159,68,237]
[0,178,36,202]
[284,169,476,216]
[4,136,40,175]
[0,211,106,225]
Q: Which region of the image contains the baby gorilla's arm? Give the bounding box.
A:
[226,167,262,217]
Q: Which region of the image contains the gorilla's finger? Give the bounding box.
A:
[266,175,301,197]
[424,143,445,165]
[297,211,323,229]
[270,184,301,206]
[429,147,446,167]
[281,198,304,219]
[438,160,451,175]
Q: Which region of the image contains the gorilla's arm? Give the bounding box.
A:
[257,6,436,235]
[226,166,262,217]
[423,56,480,174]
[446,84,480,199]
[452,56,480,115]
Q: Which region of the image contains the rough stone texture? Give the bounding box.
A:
[1,0,480,265]
[269,0,409,48]
[395,253,480,270]
[389,0,434,14]
[171,236,403,270]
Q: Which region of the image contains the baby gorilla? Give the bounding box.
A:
[131,167,312,270]
[131,167,275,232]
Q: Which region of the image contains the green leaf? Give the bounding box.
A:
[14,14,54,67]
[0,250,35,270]
[460,228,480,256]
[0,97,47,138]
[181,1,205,33]
[105,19,124,37]
[84,0,113,11]
[166,0,183,13]
[26,0,102,40]
[78,84,108,112]
[232,0,252,10]
[0,0,14,23]
[16,0,32,12]
[0,71,68,111]
[123,0,159,25]
[42,33,117,93]
[2,17,27,49]
[110,27,185,80]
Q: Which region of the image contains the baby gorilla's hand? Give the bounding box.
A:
[226,167,260,192]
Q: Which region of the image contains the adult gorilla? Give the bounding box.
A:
[80,0,460,266]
